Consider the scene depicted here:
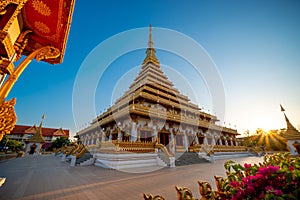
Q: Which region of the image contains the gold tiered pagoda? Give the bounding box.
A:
[281,105,300,154]
[77,26,240,160]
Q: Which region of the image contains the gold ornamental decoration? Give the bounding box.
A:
[31,0,51,16]
[0,0,28,32]
[34,21,51,34]
[0,98,17,140]
[0,46,60,140]
[143,194,165,200]
[0,46,61,102]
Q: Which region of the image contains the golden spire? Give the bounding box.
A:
[143,24,160,65]
[148,24,154,49]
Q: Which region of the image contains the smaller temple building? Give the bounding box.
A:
[25,122,45,154]
[281,105,300,154]
[9,124,69,152]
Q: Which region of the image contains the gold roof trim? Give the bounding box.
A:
[25,124,37,133]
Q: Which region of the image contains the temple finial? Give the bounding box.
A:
[148,24,153,49]
[143,24,159,65]
[280,104,285,112]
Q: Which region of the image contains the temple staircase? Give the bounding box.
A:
[75,152,93,165]
[175,152,209,166]
[79,157,95,166]
[157,150,170,166]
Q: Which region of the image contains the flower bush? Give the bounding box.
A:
[222,153,300,200]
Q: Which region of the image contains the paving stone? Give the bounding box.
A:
[0,155,263,200]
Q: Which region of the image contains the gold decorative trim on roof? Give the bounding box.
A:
[25,124,37,133]
[53,128,66,135]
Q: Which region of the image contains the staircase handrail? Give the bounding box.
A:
[155,143,174,158]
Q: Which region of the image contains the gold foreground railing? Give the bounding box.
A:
[143,175,226,200]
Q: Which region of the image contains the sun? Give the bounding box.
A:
[246,129,287,151]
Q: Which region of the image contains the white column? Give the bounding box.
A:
[184,133,188,151]
[131,122,138,142]
[118,128,122,141]
[203,134,208,145]
[195,134,199,144]
[93,133,97,144]
[153,128,158,142]
[108,130,112,141]
[219,138,222,146]
[88,136,92,145]
[212,135,216,145]
[169,128,175,154]
[235,139,238,146]
[96,131,99,145]
[101,130,105,142]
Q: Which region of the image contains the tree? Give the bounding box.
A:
[242,129,287,151]
[51,137,70,149]
[7,140,22,151]
[0,136,22,152]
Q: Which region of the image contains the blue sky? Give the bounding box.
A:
[8,0,300,137]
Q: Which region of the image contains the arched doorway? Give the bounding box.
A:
[159,132,169,147]
[29,143,37,154]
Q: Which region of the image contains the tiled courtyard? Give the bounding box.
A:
[0,155,263,200]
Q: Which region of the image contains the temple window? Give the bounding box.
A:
[207,137,213,145]
[232,140,236,146]
[112,133,118,141]
[198,136,204,144]
[140,130,152,142]
[176,134,184,146]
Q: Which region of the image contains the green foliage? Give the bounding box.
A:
[222,153,300,200]
[7,140,22,151]
[0,136,22,152]
[51,137,70,149]
[0,135,8,146]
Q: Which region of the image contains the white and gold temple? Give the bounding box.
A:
[76,26,246,169]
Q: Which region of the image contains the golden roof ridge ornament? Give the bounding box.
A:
[143,24,160,65]
[27,115,45,143]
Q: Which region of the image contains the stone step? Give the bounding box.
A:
[157,150,170,165]
[76,152,93,164]
[94,153,160,170]
[80,157,95,166]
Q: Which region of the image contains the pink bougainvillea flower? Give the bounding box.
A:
[244,163,251,169]
[274,189,283,196]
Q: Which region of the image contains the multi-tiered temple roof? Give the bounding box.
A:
[91,25,235,133]
[282,112,300,140]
